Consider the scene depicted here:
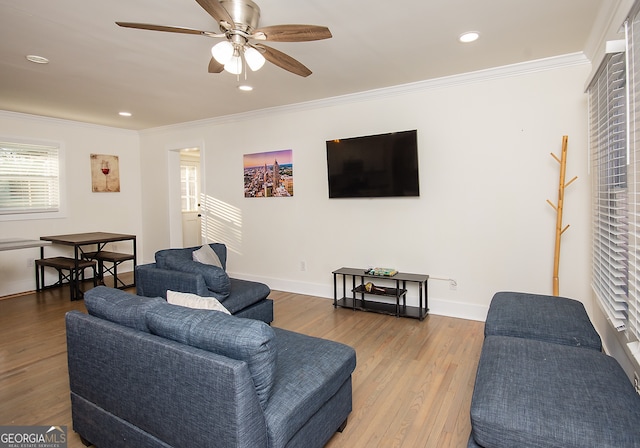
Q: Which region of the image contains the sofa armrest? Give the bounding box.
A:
[136,263,210,299]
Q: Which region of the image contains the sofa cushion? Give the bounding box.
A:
[484,291,602,351]
[167,290,230,314]
[192,244,223,268]
[470,335,640,448]
[155,243,227,270]
[264,328,357,448]
[84,286,165,332]
[222,278,271,314]
[161,256,231,300]
[146,302,276,408]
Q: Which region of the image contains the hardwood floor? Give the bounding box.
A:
[0,280,484,448]
[276,292,485,448]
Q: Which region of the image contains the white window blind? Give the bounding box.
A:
[627,8,640,342]
[0,141,60,215]
[588,51,629,331]
[590,1,640,355]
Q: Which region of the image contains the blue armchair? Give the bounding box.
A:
[136,243,273,323]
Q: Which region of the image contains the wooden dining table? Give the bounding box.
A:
[39,232,136,299]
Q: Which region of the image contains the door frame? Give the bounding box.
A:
[167,141,206,248]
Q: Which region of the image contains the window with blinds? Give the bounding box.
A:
[0,141,61,216]
[589,3,640,361]
[589,51,629,331]
[627,8,640,345]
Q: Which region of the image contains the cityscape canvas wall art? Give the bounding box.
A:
[243,149,293,198]
[90,154,120,192]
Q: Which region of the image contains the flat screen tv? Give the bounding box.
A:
[326,130,419,198]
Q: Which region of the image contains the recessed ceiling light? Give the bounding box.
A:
[118,111,132,117]
[26,55,49,64]
[238,85,253,92]
[458,32,480,43]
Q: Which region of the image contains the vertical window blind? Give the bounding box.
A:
[0,141,60,215]
[589,3,640,358]
[589,51,629,331]
[627,9,640,343]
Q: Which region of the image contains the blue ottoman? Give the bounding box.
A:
[484,291,602,351]
[470,336,640,448]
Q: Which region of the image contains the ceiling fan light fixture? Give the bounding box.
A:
[238,84,253,91]
[211,41,234,64]
[116,0,333,78]
[224,54,243,75]
[244,47,265,71]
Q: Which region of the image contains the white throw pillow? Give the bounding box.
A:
[166,290,231,314]
[192,244,223,268]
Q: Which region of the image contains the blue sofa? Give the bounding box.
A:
[66,286,356,448]
[136,243,273,323]
[469,292,640,448]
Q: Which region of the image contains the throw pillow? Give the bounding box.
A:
[192,244,223,268]
[167,290,231,314]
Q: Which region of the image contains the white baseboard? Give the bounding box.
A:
[230,271,488,322]
[429,297,488,322]
[2,279,36,298]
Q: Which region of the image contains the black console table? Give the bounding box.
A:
[332,267,429,320]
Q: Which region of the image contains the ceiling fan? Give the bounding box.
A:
[116,0,332,77]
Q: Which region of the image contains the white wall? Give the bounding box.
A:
[139,57,592,321]
[0,112,142,296]
[0,58,592,323]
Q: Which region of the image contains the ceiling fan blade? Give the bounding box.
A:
[116,22,207,35]
[194,0,234,29]
[253,25,332,42]
[208,57,224,73]
[256,44,312,77]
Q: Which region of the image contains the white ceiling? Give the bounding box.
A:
[0,0,610,130]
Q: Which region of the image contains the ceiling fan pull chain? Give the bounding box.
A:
[244,56,248,81]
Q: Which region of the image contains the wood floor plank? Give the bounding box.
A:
[0,284,484,448]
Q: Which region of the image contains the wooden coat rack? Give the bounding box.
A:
[546,135,577,296]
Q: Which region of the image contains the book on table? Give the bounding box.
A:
[365,267,398,277]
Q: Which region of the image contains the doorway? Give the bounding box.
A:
[180,148,202,247]
[168,146,204,248]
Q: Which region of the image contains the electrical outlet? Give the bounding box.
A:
[300,261,306,272]
[449,279,457,290]
[27,258,34,267]
[634,372,640,395]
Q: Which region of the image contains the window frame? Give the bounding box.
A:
[180,159,200,213]
[588,6,640,365]
[588,51,629,331]
[0,137,66,221]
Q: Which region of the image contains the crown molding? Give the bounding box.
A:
[142,52,590,134]
[2,52,590,136]
[0,109,138,135]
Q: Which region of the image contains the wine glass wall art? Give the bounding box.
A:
[90,154,120,192]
